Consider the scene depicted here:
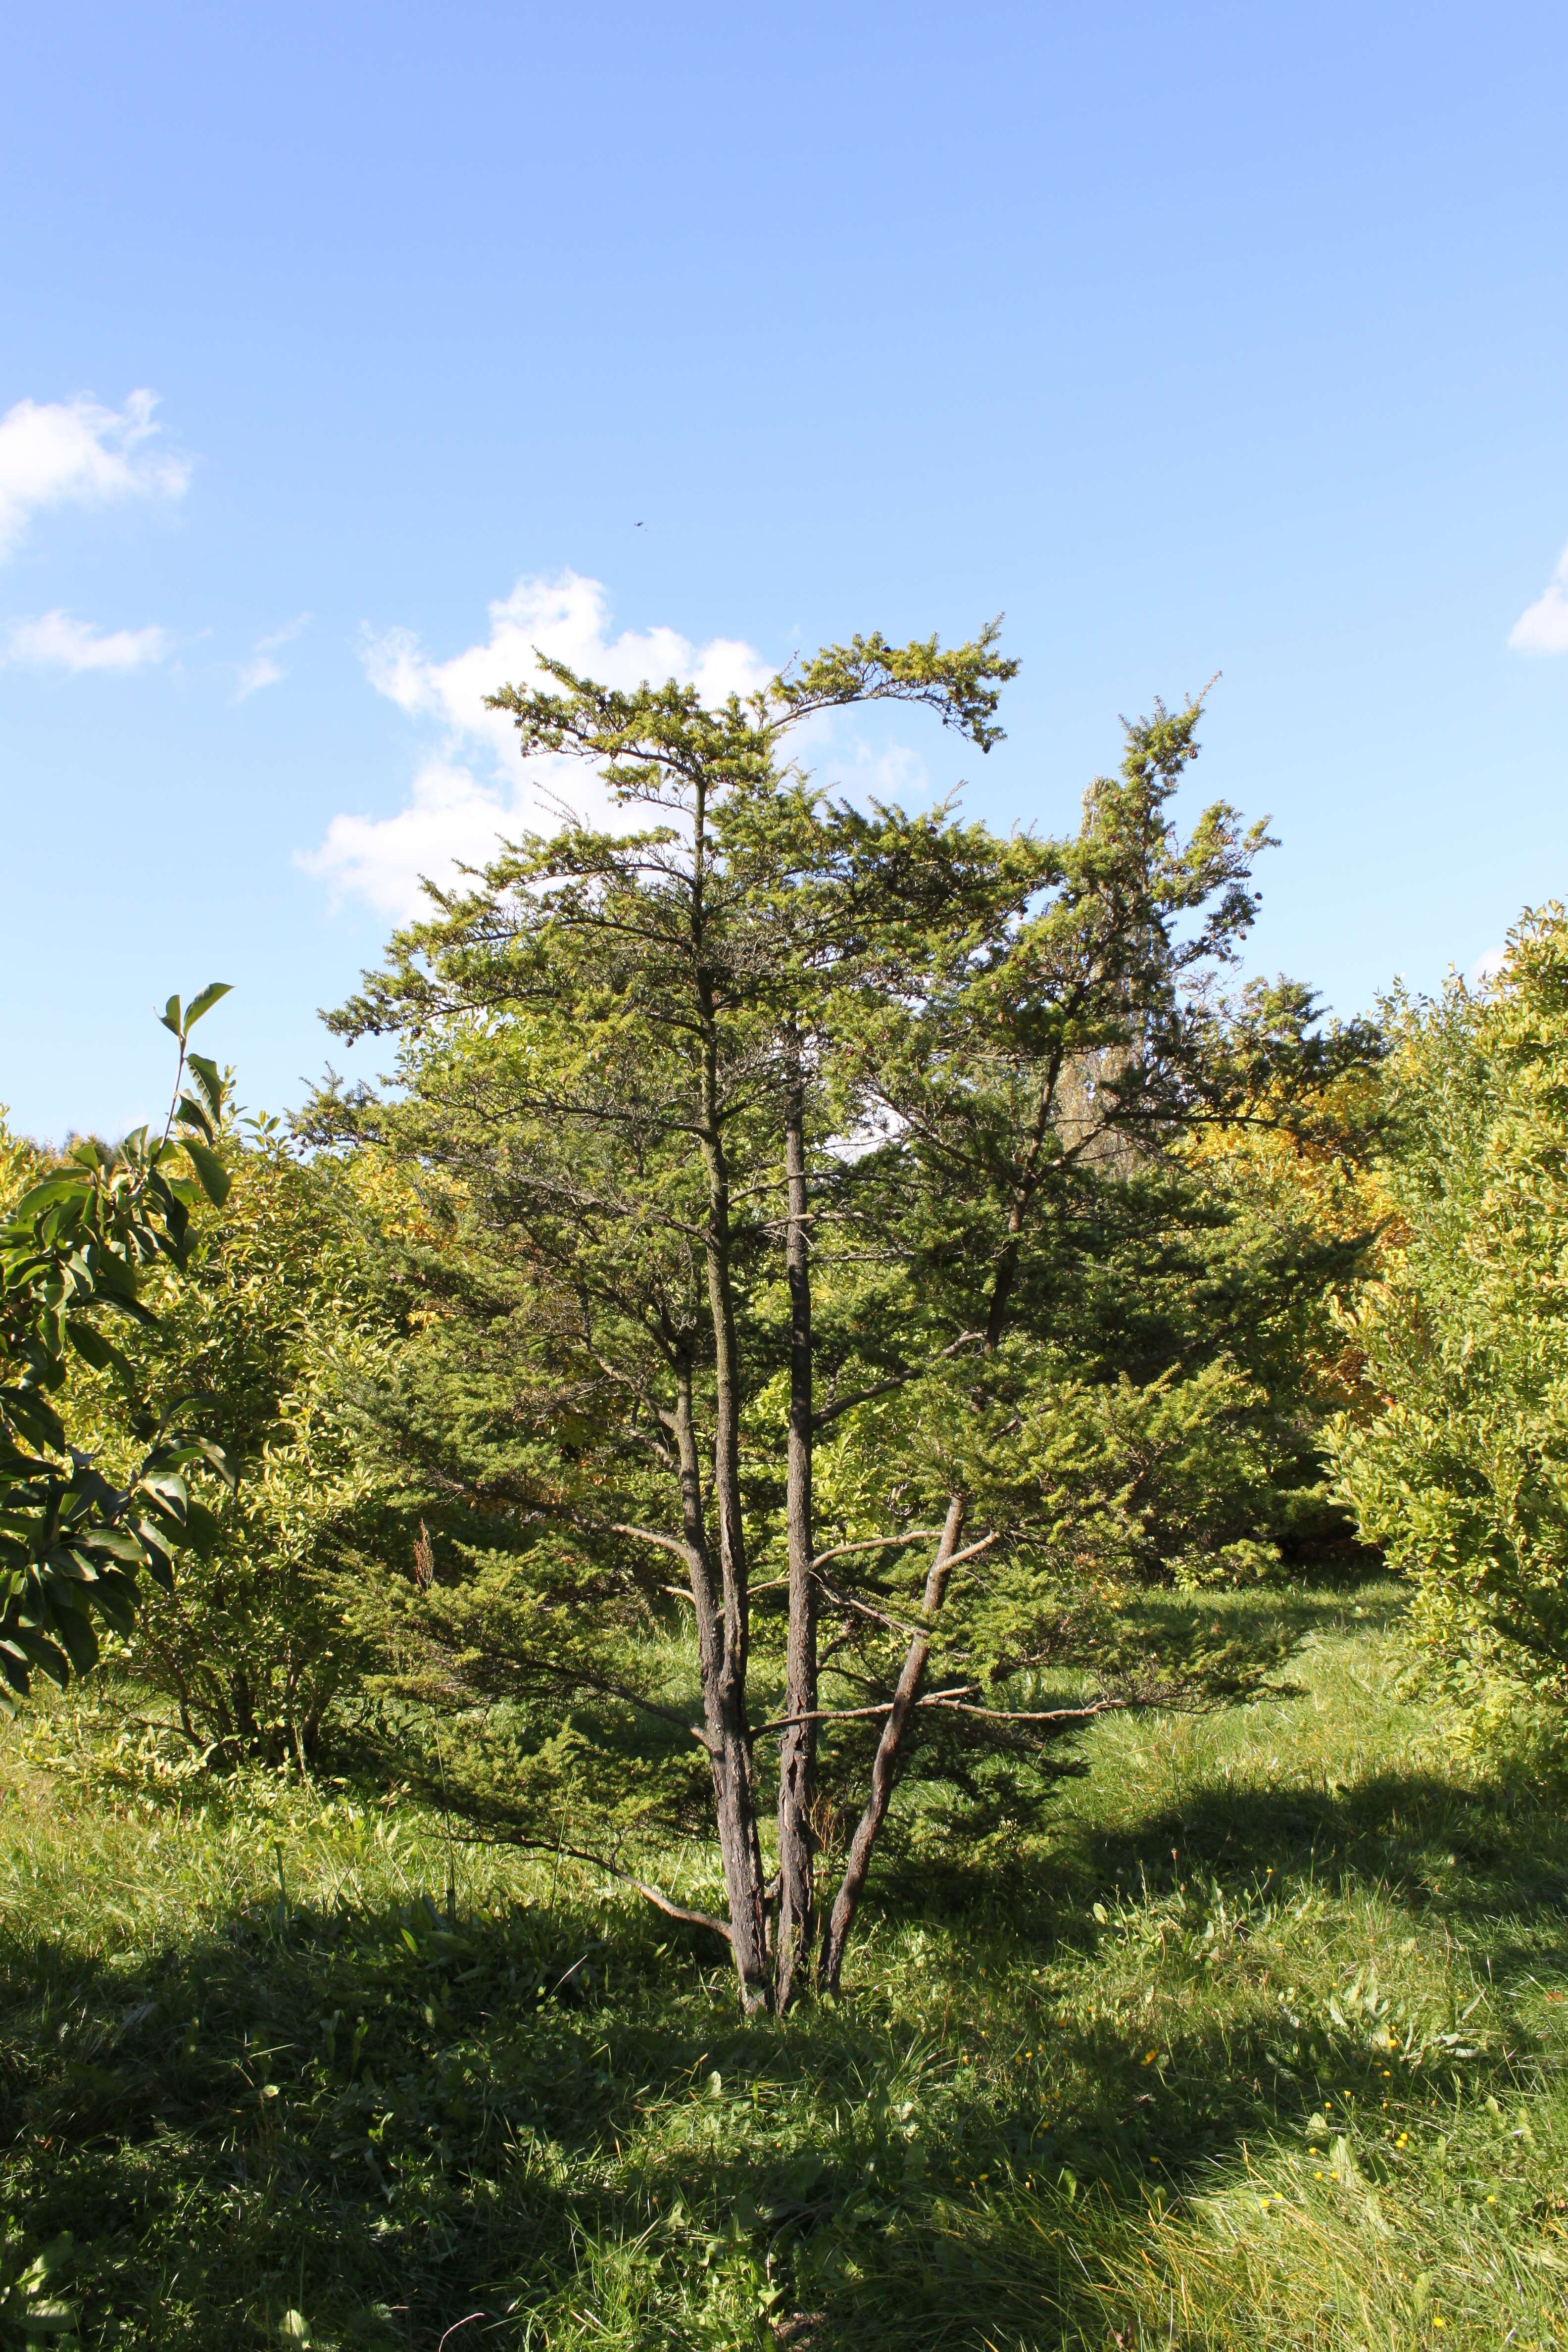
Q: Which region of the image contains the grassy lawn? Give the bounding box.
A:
[4,1586,1568,2350]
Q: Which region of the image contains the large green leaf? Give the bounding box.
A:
[181,1136,231,1207]
[184,980,232,1030]
[66,1322,130,1376]
[0,989,234,1705]
[187,1053,225,1117]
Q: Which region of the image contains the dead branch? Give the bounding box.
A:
[448,1832,733,1940]
[808,1531,939,1571]
[755,1686,974,1734]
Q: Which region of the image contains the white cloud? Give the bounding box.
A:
[237,611,311,700]
[1510,540,1568,655]
[1470,942,1508,988]
[362,571,765,759]
[301,573,770,920]
[300,759,543,921]
[3,609,170,671]
[0,390,189,560]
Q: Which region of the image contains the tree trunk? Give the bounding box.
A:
[774,1059,816,2008]
[672,1361,771,2011]
[818,1494,966,1993]
[693,950,771,2012]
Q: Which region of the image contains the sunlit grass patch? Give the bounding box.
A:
[3,1589,1568,2348]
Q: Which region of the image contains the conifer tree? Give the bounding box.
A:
[315,636,1373,2009]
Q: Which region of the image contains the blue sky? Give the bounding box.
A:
[3,0,1566,1137]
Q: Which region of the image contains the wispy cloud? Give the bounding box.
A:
[1510,539,1568,655]
[301,760,554,923]
[301,573,769,919]
[0,390,189,560]
[237,611,311,700]
[3,609,171,672]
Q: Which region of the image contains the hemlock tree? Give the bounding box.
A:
[0,989,236,1711]
[316,630,1024,2011]
[799,709,1380,1987]
[315,636,1371,2010]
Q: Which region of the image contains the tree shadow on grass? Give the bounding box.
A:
[4,1874,1115,2352]
[1070,1768,1568,1942]
[7,1777,1567,2352]
[9,1633,1568,2352]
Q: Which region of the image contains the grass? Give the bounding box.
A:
[4,1585,1568,2349]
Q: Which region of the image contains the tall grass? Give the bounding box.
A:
[3,1588,1568,2349]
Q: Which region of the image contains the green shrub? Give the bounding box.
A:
[1332,905,1568,1730]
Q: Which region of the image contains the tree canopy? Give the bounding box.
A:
[308,629,1378,2009]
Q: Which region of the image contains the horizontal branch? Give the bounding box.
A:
[448,1832,733,1940]
[503,1643,716,1752]
[921,1693,1131,1726]
[809,1531,939,1572]
[569,1665,715,1751]
[757,1684,1137,1738]
[755,1686,973,1735]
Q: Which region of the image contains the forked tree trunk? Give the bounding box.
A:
[817,1494,966,1993]
[774,1068,816,2009]
[674,1362,771,2012]
[695,956,772,2012]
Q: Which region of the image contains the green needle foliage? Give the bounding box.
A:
[0,988,236,1711]
[309,631,1378,2011]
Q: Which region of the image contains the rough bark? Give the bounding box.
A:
[688,823,771,2011]
[817,1494,966,1992]
[673,1359,770,2011]
[774,1056,816,2008]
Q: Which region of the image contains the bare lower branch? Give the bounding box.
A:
[448,1832,733,1939]
[942,1531,1004,1571]
[815,1581,925,1639]
[759,1683,1142,1740]
[756,1687,973,1734]
[508,1649,715,1751]
[809,1531,939,1571]
[611,1521,700,1565]
[570,1668,715,1749]
[921,1693,1131,1726]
